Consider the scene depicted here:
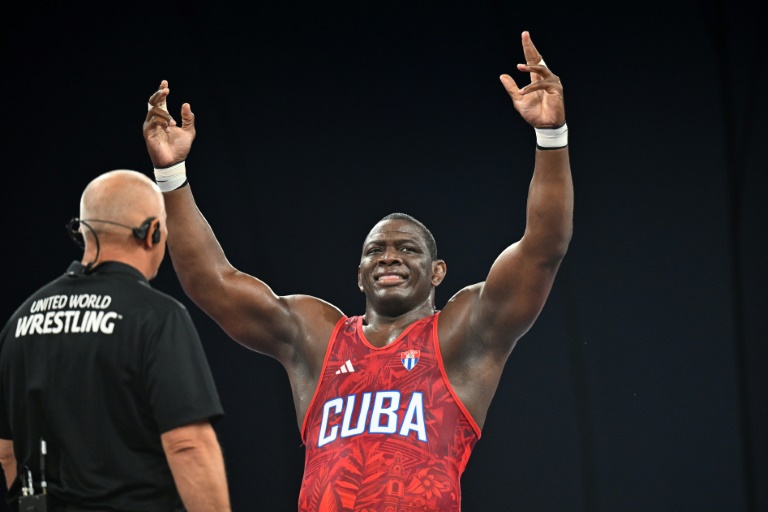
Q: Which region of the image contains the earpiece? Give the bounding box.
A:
[132,217,160,244]
[66,218,86,249]
[152,221,161,244]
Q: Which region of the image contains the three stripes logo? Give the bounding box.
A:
[335,360,356,374]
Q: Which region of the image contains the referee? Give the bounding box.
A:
[0,170,230,511]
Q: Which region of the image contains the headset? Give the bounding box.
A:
[67,217,160,247]
[66,217,161,271]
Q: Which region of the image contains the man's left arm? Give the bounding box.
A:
[475,31,573,350]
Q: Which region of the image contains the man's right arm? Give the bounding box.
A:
[161,421,230,512]
[142,81,340,360]
[160,183,301,354]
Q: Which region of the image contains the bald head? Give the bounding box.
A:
[77,170,167,280]
[80,170,165,232]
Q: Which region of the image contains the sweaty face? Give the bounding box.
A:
[358,219,437,315]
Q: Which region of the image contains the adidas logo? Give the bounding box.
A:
[335,360,356,374]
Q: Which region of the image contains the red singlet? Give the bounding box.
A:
[299,313,481,511]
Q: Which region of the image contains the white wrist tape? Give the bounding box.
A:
[535,123,568,149]
[154,161,188,192]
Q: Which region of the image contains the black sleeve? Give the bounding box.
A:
[143,304,224,433]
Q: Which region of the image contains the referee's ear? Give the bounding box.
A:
[143,218,163,250]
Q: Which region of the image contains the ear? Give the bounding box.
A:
[143,218,161,249]
[357,266,364,292]
[431,259,446,287]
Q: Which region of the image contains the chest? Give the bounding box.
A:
[324,317,437,388]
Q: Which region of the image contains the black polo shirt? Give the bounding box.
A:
[0,261,224,511]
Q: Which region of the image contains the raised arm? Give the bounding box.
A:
[142,82,340,361]
[462,31,573,353]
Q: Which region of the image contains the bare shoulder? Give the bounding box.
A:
[266,295,344,378]
[283,294,345,342]
[283,294,344,321]
[441,283,483,319]
[438,280,522,359]
[438,283,483,351]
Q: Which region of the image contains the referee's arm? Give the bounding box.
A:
[0,438,16,489]
[162,421,230,512]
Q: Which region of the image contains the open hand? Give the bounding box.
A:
[143,80,196,168]
[499,31,565,129]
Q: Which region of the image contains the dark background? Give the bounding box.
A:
[1,1,766,511]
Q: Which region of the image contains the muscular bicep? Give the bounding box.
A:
[473,239,563,351]
[189,268,344,368]
[189,268,302,357]
[473,147,572,345]
[161,186,342,362]
[206,269,284,340]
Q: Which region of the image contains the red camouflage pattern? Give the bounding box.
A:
[299,313,481,512]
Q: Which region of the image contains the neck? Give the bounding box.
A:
[362,300,435,347]
[82,245,154,280]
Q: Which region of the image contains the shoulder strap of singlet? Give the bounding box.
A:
[300,315,351,441]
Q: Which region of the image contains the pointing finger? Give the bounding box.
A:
[521,31,542,64]
[521,31,548,81]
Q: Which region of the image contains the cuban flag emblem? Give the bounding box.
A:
[401,349,420,371]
